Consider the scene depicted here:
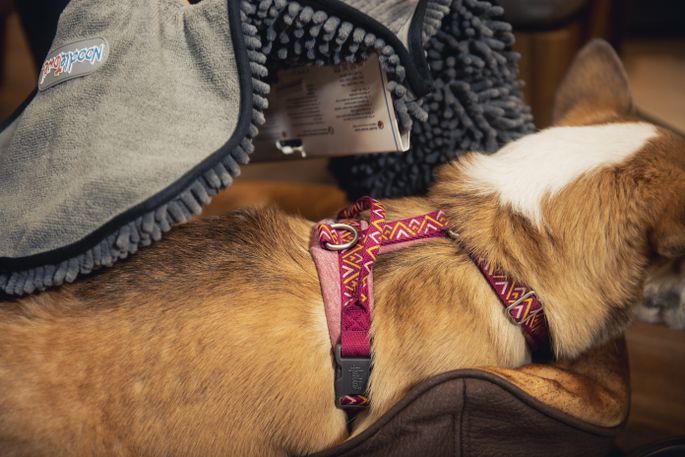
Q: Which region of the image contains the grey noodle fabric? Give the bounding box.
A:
[330,0,535,198]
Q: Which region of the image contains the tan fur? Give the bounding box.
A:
[552,39,633,126]
[0,210,347,456]
[431,125,685,360]
[0,41,683,456]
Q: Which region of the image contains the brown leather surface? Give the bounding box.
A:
[307,340,628,457]
[306,375,621,457]
[499,0,589,29]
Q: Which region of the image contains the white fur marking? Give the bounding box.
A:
[464,123,658,224]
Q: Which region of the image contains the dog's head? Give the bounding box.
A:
[434,40,685,356]
[551,39,685,261]
[547,40,685,351]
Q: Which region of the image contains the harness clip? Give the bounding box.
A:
[334,344,371,409]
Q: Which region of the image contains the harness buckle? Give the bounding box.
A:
[334,344,371,409]
[504,290,540,325]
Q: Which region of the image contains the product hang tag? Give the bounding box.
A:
[253,54,410,160]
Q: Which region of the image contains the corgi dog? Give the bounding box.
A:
[0,40,683,457]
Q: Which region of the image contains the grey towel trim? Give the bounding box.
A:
[421,0,452,41]
[249,0,428,132]
[0,0,440,296]
[330,0,535,198]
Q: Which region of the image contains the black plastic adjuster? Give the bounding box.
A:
[334,344,371,409]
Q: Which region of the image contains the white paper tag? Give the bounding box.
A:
[253,54,409,160]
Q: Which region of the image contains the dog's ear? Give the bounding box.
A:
[553,39,633,125]
[651,208,685,258]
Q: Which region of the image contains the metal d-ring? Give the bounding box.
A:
[325,223,359,251]
[504,290,538,325]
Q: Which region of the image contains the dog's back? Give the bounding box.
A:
[0,208,347,457]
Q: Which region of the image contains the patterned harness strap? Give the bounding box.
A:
[318,197,449,408]
[315,196,550,410]
[471,258,549,354]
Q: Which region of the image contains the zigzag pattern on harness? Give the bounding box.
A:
[474,259,547,351]
[317,197,450,408]
[318,198,450,358]
[314,196,549,409]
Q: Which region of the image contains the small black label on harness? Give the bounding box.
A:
[334,344,371,408]
[38,37,109,91]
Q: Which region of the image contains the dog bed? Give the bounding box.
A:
[0,0,533,296]
[305,339,629,457]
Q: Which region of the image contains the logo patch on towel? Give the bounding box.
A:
[39,38,109,91]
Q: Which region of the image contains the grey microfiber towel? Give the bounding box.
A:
[0,0,532,296]
[330,0,534,198]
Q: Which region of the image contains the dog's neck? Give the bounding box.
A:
[427,159,652,360]
[372,157,651,360]
[358,162,647,420]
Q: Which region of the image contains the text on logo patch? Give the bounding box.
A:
[38,38,109,91]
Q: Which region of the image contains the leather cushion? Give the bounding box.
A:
[306,339,628,457]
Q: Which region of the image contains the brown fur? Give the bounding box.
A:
[0,41,683,456]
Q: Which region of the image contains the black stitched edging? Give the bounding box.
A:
[408,0,430,81]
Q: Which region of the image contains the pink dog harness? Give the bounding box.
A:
[310,197,549,409]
